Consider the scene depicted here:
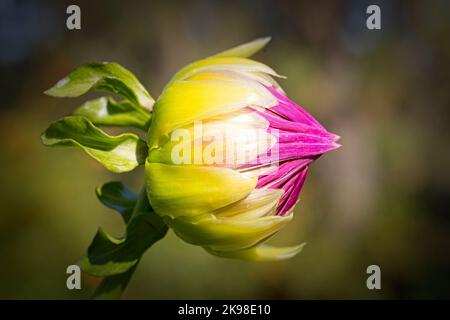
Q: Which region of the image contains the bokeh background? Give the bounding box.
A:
[0,0,449,299]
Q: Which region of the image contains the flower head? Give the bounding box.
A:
[145,38,340,261]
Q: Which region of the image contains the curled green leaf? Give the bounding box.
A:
[44,62,154,109]
[79,228,138,276]
[81,187,168,277]
[41,116,148,173]
[92,264,138,300]
[96,181,137,223]
[74,97,151,131]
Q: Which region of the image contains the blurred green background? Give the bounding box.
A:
[0,0,449,299]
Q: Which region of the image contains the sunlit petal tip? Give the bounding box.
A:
[215,37,272,58]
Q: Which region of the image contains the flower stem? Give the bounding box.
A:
[91,185,167,299]
[92,261,139,299]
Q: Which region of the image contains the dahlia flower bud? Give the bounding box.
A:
[145,38,340,261]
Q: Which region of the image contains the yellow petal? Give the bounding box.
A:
[145,162,256,218]
[165,211,293,251]
[214,37,272,58]
[204,243,306,261]
[169,37,275,85]
[187,70,285,93]
[248,72,286,93]
[213,188,283,220]
[148,78,276,148]
[170,56,283,84]
[148,110,275,167]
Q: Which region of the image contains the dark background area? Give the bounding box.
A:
[0,0,449,299]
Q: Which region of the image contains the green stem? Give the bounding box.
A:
[92,261,139,299]
[91,186,167,299]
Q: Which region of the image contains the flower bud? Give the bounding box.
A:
[145,38,340,261]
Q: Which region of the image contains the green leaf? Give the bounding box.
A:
[79,229,137,276]
[96,181,137,223]
[81,187,168,277]
[41,116,148,173]
[92,263,139,300]
[44,62,154,109]
[74,97,151,131]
